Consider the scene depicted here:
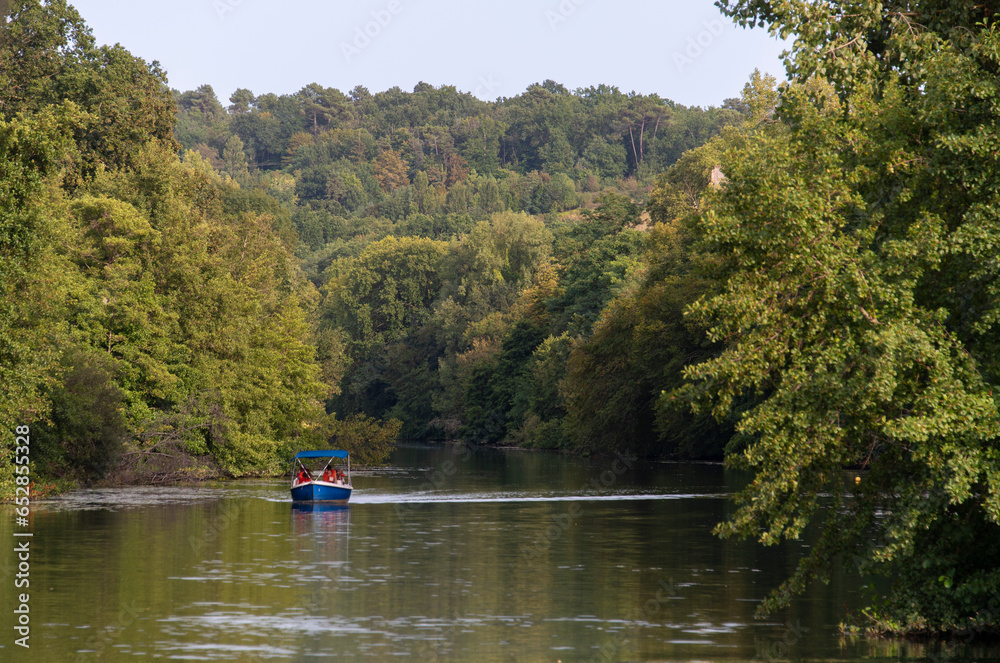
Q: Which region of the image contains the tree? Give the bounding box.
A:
[174,84,229,154]
[323,235,447,357]
[326,413,401,466]
[475,176,503,215]
[0,106,77,497]
[70,142,331,478]
[716,0,1000,94]
[646,135,726,224]
[581,136,627,180]
[411,170,439,214]
[447,211,553,315]
[679,3,1000,633]
[0,0,95,117]
[65,194,180,416]
[374,149,409,191]
[297,83,351,135]
[463,321,547,445]
[34,347,129,482]
[222,134,250,182]
[453,114,504,174]
[228,88,255,115]
[0,1,178,174]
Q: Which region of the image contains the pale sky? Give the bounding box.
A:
[68,0,789,108]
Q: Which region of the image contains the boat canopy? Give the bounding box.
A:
[293,450,350,460]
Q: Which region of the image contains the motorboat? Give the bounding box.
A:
[290,450,352,503]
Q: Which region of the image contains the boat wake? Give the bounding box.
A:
[350,491,729,504]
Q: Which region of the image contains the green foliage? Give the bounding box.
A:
[565,269,724,458]
[517,333,573,449]
[0,105,334,487]
[325,413,401,467]
[716,0,1000,94]
[222,134,250,183]
[67,145,330,477]
[646,136,725,224]
[171,74,736,199]
[322,235,447,421]
[0,1,178,175]
[549,229,645,336]
[463,322,547,444]
[681,3,1000,633]
[0,0,751,494]
[0,1,96,116]
[0,106,77,490]
[324,235,447,357]
[173,84,229,157]
[448,211,553,315]
[34,347,128,482]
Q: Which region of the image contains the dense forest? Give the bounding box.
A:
[2,0,1000,636]
[0,0,744,490]
[167,64,745,459]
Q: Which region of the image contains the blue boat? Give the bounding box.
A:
[290,450,353,503]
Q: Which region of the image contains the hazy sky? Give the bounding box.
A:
[69,0,788,108]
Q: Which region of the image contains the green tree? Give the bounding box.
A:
[297,83,351,135]
[680,2,1000,632]
[222,134,250,182]
[581,136,627,180]
[463,321,546,445]
[0,2,178,175]
[646,136,725,224]
[475,176,503,215]
[447,211,553,315]
[34,347,129,482]
[0,0,94,117]
[0,106,77,497]
[64,194,180,419]
[518,332,573,449]
[411,170,439,214]
[326,413,401,466]
[323,235,447,357]
[79,142,331,478]
[228,88,255,114]
[173,84,229,154]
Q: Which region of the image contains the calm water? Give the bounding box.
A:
[2,445,997,662]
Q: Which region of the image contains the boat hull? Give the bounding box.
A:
[290,480,352,503]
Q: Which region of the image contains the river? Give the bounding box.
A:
[2,444,997,661]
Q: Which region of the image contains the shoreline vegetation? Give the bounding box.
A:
[3,0,1000,637]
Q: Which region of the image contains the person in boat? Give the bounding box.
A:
[296,468,311,485]
[322,468,333,482]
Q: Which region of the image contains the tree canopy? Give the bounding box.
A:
[674,0,1000,634]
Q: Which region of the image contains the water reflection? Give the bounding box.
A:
[290,502,351,516]
[1,446,998,661]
